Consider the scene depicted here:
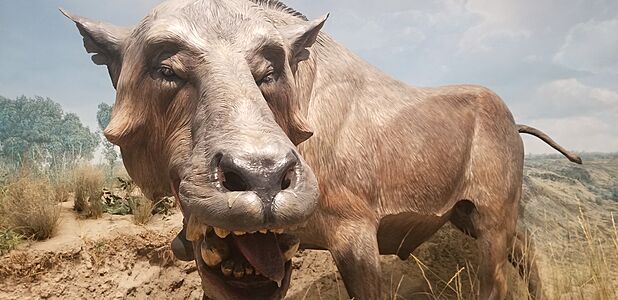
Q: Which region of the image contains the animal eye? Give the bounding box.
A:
[157,66,177,80]
[257,72,275,85]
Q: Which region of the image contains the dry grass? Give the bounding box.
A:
[0,175,60,240]
[52,179,72,203]
[407,254,476,300]
[131,196,154,225]
[545,209,618,300]
[404,209,618,300]
[576,209,616,299]
[73,165,104,218]
[50,169,74,203]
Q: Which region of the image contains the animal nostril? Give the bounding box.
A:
[216,154,251,192]
[281,169,294,190]
[222,171,249,192]
[214,150,299,197]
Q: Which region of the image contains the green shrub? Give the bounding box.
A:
[0,228,22,255]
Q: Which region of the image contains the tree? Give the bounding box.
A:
[0,95,99,171]
[96,102,118,177]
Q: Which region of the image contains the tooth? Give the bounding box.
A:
[271,228,284,234]
[245,265,254,276]
[200,236,230,267]
[186,215,207,241]
[201,243,222,267]
[279,235,300,261]
[233,263,245,278]
[259,229,268,234]
[233,231,246,236]
[221,260,233,276]
[214,227,230,238]
[283,241,299,261]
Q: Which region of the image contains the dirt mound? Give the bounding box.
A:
[0,206,204,300]
[1,155,617,299]
[0,203,484,300]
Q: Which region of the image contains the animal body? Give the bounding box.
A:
[64,0,581,299]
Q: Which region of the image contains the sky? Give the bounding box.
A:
[0,0,617,155]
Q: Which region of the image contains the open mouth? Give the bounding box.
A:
[187,221,299,299]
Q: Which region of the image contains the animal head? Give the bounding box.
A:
[64,0,326,298]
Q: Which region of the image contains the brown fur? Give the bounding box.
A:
[64,1,581,299]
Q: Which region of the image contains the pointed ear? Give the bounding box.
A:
[60,8,131,89]
[280,14,328,65]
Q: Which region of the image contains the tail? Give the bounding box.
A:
[517,124,582,164]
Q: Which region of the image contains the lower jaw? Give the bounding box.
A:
[193,242,293,300]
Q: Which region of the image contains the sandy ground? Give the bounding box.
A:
[0,202,616,300]
[0,202,520,300]
[1,157,617,300]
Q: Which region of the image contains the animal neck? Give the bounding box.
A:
[295,32,394,127]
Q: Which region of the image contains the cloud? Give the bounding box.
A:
[521,78,618,153]
[308,0,473,54]
[553,18,618,74]
[528,78,618,119]
[457,0,533,53]
[521,116,618,154]
[324,10,427,53]
[1,0,617,154]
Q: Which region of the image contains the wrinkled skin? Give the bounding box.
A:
[65,1,581,299]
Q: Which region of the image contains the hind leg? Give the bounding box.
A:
[509,229,544,300]
[475,219,510,300]
[450,200,510,299]
[451,200,511,299]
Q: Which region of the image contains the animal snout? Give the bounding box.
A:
[214,149,299,202]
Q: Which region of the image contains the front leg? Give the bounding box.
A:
[329,221,382,300]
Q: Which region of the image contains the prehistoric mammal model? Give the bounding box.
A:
[64,0,581,299]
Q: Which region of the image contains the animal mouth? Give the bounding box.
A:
[188,222,298,299]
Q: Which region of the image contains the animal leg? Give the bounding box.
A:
[476,224,509,300]
[329,222,382,300]
[508,229,544,300]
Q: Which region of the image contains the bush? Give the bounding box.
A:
[52,179,72,203]
[0,228,22,255]
[0,175,60,240]
[73,166,104,218]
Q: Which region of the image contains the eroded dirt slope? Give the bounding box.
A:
[1,155,617,299]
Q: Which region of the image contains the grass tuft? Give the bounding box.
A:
[130,196,154,225]
[73,165,104,218]
[0,174,60,240]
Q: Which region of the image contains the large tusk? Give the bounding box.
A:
[186,214,208,242]
[200,235,230,267]
[201,243,222,267]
